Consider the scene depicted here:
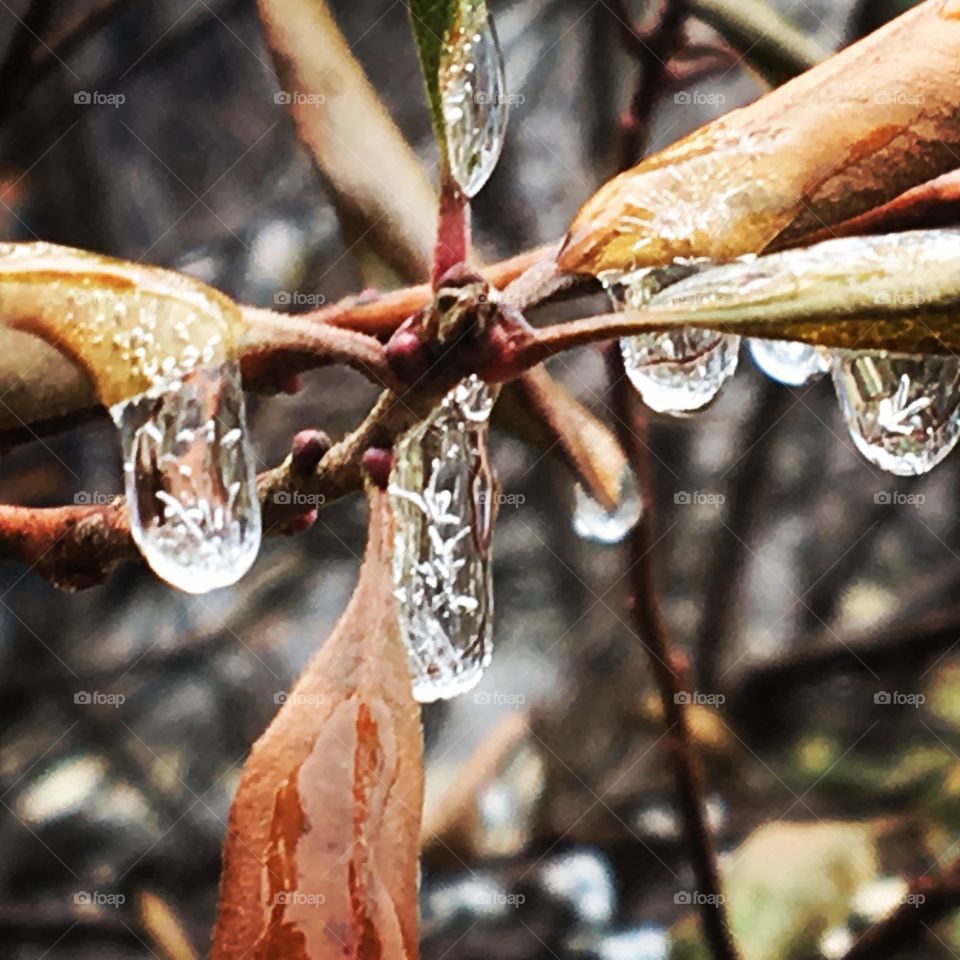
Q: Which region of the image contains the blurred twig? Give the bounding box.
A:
[608,348,741,960]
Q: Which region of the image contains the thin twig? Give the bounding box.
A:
[607,348,741,960]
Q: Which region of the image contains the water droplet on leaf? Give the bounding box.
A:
[390,375,496,701]
[439,3,507,198]
[748,339,829,386]
[832,353,960,476]
[572,463,642,544]
[603,264,740,416]
[111,362,261,592]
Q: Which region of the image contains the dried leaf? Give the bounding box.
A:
[0,242,242,407]
[257,0,436,281]
[611,229,960,355]
[558,0,960,277]
[212,487,423,960]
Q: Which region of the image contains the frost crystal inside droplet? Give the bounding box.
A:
[439,3,508,198]
[748,339,829,386]
[111,362,261,592]
[831,353,960,476]
[390,375,496,702]
[605,266,740,416]
[572,463,642,545]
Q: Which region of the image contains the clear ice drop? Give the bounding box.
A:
[605,266,740,416]
[831,353,960,476]
[572,463,642,544]
[439,2,508,198]
[390,375,496,702]
[111,361,261,592]
[748,339,829,386]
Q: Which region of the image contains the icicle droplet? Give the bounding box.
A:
[111,362,261,592]
[831,353,960,476]
[390,375,496,701]
[603,266,740,416]
[439,2,507,198]
[572,463,642,545]
[748,339,829,386]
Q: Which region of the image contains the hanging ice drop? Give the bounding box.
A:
[390,375,496,702]
[111,361,261,592]
[748,339,829,386]
[831,353,960,476]
[603,266,740,416]
[439,1,508,198]
[572,463,642,545]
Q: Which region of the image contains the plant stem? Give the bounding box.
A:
[607,348,741,960]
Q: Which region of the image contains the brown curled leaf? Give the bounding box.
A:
[558,0,960,277]
[212,487,423,960]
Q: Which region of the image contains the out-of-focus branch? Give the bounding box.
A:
[840,857,960,960]
[607,348,741,960]
[0,0,57,120]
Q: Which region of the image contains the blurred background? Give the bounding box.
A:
[1,0,959,957]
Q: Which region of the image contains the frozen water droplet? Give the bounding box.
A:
[572,463,642,544]
[111,362,261,592]
[831,353,960,476]
[748,338,829,386]
[390,375,496,701]
[603,265,740,416]
[439,3,507,198]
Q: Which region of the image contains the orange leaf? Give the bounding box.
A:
[558,0,960,276]
[212,487,423,960]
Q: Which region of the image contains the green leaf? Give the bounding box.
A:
[408,0,457,146]
[613,229,960,356]
[408,0,487,156]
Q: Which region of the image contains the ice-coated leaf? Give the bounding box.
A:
[606,229,960,356]
[0,242,244,407]
[212,487,423,960]
[408,0,462,141]
[558,0,960,277]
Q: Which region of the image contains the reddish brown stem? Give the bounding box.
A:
[608,349,741,960]
[433,177,471,286]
